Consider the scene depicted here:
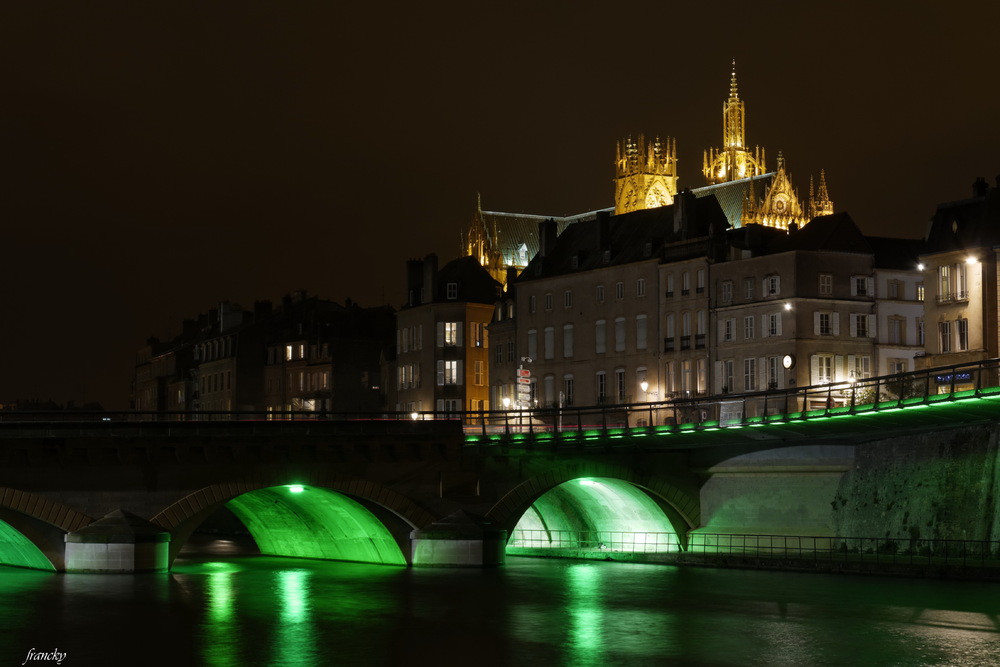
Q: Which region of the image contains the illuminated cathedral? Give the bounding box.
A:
[466,62,836,286]
[614,61,834,229]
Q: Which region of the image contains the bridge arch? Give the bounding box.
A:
[152,473,437,567]
[484,461,700,550]
[0,487,92,571]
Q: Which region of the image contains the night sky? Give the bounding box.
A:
[1,2,997,409]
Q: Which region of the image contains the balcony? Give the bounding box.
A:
[695,334,706,349]
[664,337,675,352]
[680,336,691,351]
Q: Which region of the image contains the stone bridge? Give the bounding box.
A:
[2,387,999,573]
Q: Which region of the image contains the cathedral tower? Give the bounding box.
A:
[703,61,766,184]
[614,134,678,215]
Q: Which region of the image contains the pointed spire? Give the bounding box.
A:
[729,59,739,99]
[817,169,831,201]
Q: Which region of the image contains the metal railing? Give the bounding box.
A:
[507,529,1000,570]
[508,529,679,553]
[3,359,1000,437]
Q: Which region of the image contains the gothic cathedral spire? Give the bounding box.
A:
[703,60,766,185]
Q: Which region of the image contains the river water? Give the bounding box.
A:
[2,542,1000,666]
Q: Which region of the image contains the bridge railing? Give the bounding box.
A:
[2,359,999,434]
[507,529,1000,570]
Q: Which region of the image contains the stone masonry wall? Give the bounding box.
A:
[833,424,1000,542]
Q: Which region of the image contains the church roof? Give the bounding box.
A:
[480,208,612,267]
[692,174,774,228]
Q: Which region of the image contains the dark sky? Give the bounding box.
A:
[1,2,998,409]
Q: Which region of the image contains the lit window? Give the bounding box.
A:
[443,322,460,346]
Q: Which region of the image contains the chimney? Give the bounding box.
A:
[973,176,989,198]
[597,211,611,255]
[422,254,438,304]
[539,218,559,257]
[673,189,696,237]
[406,259,423,307]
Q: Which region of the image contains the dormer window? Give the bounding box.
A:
[446,282,458,299]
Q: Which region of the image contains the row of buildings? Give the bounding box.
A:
[132,65,1000,421]
[387,177,1000,420]
[133,293,393,416]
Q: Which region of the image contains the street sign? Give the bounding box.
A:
[517,369,531,378]
[517,377,531,385]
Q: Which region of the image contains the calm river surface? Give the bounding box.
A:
[2,545,1000,666]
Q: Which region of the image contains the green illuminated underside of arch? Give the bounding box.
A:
[226,486,405,566]
[0,519,56,571]
[511,478,679,552]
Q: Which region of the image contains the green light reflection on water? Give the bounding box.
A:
[203,567,239,667]
[566,563,604,666]
[271,569,317,667]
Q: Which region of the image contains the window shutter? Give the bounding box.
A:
[436,322,444,347]
[436,360,444,386]
[456,323,463,347]
[867,314,876,338]
[835,355,845,382]
[759,357,767,389]
[867,277,875,297]
[850,314,858,338]
[847,355,856,378]
[814,312,821,335]
[775,314,782,336]
[810,355,820,386]
[774,276,781,294]
[832,313,841,336]
[456,360,464,385]
[761,314,768,338]
[482,326,488,349]
[714,361,722,389]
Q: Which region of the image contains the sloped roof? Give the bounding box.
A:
[692,174,774,228]
[924,184,1000,253]
[517,194,729,282]
[481,208,613,266]
[765,211,872,254]
[434,255,502,304]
